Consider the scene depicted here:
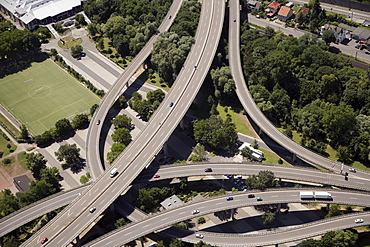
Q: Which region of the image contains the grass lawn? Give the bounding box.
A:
[261,148,290,165]
[0,114,20,137]
[0,58,100,135]
[217,104,258,138]
[58,37,82,49]
[139,71,170,92]
[0,135,16,157]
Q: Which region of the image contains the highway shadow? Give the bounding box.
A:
[201,209,325,234]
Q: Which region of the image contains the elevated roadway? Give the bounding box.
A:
[4,162,368,237]
[228,0,370,179]
[22,0,224,245]
[86,188,370,246]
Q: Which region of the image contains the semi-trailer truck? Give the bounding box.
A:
[314,191,332,200]
[300,191,314,199]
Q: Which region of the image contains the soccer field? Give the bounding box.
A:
[0,58,100,135]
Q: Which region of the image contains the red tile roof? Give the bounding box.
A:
[300,7,310,16]
[268,1,281,9]
[278,6,292,17]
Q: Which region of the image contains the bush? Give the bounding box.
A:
[197,217,206,224]
[0,152,3,158]
[6,144,11,149]
[3,158,11,164]
[278,158,283,164]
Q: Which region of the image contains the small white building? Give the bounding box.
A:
[0,0,83,30]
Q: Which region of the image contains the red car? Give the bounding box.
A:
[40,237,48,244]
[153,175,160,178]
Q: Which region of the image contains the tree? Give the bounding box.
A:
[320,230,358,247]
[197,217,206,224]
[114,218,129,228]
[19,124,28,139]
[241,146,253,159]
[261,212,275,227]
[55,144,81,165]
[138,187,175,211]
[111,128,132,145]
[111,114,132,129]
[90,104,99,116]
[71,113,89,129]
[22,33,41,51]
[107,142,126,163]
[53,23,63,33]
[147,89,165,104]
[71,45,83,58]
[16,180,56,206]
[26,153,47,180]
[325,204,343,218]
[55,118,73,137]
[75,14,87,26]
[322,30,336,44]
[192,144,207,161]
[169,239,185,247]
[193,115,237,152]
[0,189,20,218]
[246,170,280,190]
[40,167,61,191]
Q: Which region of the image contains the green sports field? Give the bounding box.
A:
[0,58,100,135]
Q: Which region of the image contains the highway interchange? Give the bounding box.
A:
[16,0,370,246]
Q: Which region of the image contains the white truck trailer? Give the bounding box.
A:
[314,192,332,200]
[300,191,314,199]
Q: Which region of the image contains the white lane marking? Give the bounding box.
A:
[271,195,278,197]
[52,225,60,231]
[161,217,168,221]
[216,202,223,205]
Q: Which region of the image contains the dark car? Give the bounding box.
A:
[169,102,174,107]
[226,196,234,201]
[204,168,212,172]
[233,19,236,22]
[63,20,74,27]
[168,15,172,19]
[248,194,255,198]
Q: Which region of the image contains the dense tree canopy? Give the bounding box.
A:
[55,144,81,165]
[193,115,238,152]
[245,170,280,190]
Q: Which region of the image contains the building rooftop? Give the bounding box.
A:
[13,174,31,192]
[1,0,81,24]
[161,195,184,210]
[278,6,292,17]
[268,1,281,9]
[352,27,370,40]
[300,6,310,16]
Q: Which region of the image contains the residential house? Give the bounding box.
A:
[321,24,347,43]
[266,1,281,17]
[247,0,262,12]
[277,6,293,22]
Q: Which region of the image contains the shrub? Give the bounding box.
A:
[3,158,11,164]
[197,217,206,224]
[278,158,283,164]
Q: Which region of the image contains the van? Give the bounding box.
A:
[110,168,118,178]
[148,243,156,247]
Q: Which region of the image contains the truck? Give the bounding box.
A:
[238,142,264,161]
[300,191,314,199]
[314,192,332,200]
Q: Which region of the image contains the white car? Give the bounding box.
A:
[355,218,364,223]
[349,168,356,173]
[195,233,204,239]
[192,210,200,214]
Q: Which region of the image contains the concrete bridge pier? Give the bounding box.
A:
[110,203,115,213]
[163,141,169,154]
[140,236,144,247]
[277,203,281,214]
[180,118,185,130]
[292,153,297,162]
[230,208,235,221]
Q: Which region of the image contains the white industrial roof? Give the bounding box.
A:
[0,0,82,24]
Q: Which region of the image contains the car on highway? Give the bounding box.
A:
[192,210,200,214]
[168,15,172,19]
[248,194,255,198]
[169,102,174,107]
[89,207,96,213]
[195,233,204,239]
[40,237,48,244]
[226,196,234,201]
[96,120,100,125]
[233,19,236,22]
[355,218,364,223]
[256,197,263,201]
[204,168,212,172]
[153,175,160,178]
[349,168,356,172]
